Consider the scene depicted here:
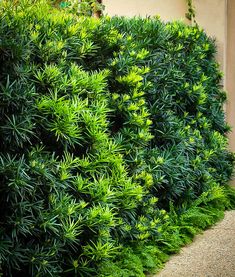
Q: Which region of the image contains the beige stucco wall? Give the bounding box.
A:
[194,0,226,72]
[226,0,235,152]
[103,0,188,22]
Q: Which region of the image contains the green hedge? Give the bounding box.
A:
[0,1,234,276]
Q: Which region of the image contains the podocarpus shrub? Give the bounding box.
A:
[0,1,234,276]
[97,17,234,206]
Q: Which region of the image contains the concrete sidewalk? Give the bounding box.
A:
[155,210,235,277]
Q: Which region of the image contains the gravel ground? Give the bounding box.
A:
[154,210,235,277]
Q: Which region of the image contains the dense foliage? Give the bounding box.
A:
[0,1,234,276]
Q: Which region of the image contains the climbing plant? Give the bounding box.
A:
[185,0,196,22]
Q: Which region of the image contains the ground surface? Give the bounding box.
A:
[154,210,235,277]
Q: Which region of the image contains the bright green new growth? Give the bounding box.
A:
[0,1,234,276]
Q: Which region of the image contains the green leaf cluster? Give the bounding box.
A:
[0,1,234,276]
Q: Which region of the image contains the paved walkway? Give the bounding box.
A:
[155,210,235,277]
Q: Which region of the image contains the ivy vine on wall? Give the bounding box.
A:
[186,0,196,22]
